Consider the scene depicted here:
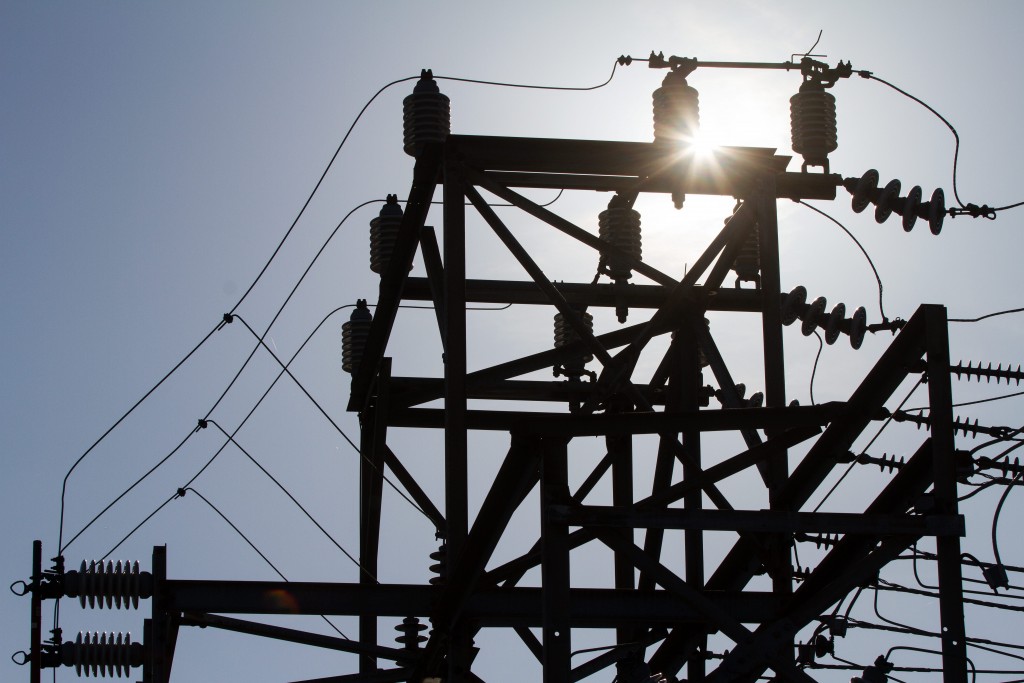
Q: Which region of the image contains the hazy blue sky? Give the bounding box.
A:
[4,2,1024,681]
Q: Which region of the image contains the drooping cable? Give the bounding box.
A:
[436,61,619,92]
[861,73,968,208]
[811,378,922,512]
[181,487,350,640]
[57,321,221,553]
[992,472,1022,570]
[797,199,887,323]
[950,307,1024,323]
[206,420,373,581]
[809,330,823,405]
[232,314,432,522]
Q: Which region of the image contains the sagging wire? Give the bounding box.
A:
[797,200,887,324]
[206,420,374,581]
[903,390,1024,414]
[179,487,350,640]
[809,330,823,405]
[992,472,1022,573]
[950,307,1024,323]
[860,72,1023,216]
[811,377,923,512]
[55,56,625,557]
[884,646,976,683]
[233,314,434,523]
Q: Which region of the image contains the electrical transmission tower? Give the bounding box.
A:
[20,55,984,683]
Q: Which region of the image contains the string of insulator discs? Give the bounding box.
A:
[64,560,153,610]
[843,169,946,234]
[58,632,144,678]
[15,556,152,677]
[781,285,867,349]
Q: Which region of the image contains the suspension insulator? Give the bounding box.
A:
[60,632,143,678]
[597,196,642,283]
[901,186,923,232]
[64,560,152,610]
[782,286,808,326]
[875,179,901,224]
[395,617,428,651]
[652,69,699,145]
[845,169,879,214]
[790,82,838,172]
[403,69,450,157]
[553,307,595,381]
[732,224,760,288]
[824,303,846,345]
[370,194,404,275]
[429,544,447,586]
[671,328,709,368]
[927,188,946,235]
[849,306,867,350]
[802,296,827,336]
[341,299,372,375]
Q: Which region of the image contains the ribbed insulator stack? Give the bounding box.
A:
[844,169,946,235]
[781,286,867,349]
[64,560,152,610]
[403,69,450,157]
[60,632,143,678]
[952,361,1024,385]
[732,224,760,288]
[790,81,838,173]
[341,300,372,375]
[429,544,447,586]
[597,196,642,283]
[553,308,595,381]
[370,194,404,275]
[395,617,428,664]
[652,69,699,145]
[891,410,1011,439]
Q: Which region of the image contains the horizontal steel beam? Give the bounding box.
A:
[385,403,847,434]
[447,135,837,200]
[167,581,782,626]
[401,278,764,311]
[554,506,965,536]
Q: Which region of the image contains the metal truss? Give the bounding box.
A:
[24,134,969,683]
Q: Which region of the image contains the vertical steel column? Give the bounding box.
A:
[29,540,41,683]
[443,151,471,682]
[542,436,571,683]
[443,153,468,556]
[359,358,389,672]
[150,544,176,683]
[925,305,968,683]
[678,312,706,682]
[756,176,786,486]
[756,176,792,611]
[609,422,634,651]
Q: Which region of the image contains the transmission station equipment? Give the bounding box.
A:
[20,54,988,683]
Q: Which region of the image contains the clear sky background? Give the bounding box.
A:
[4,2,1024,682]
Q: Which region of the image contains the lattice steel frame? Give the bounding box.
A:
[27,134,969,683]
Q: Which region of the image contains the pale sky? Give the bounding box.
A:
[4,2,1024,681]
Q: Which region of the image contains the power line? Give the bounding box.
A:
[181,487,350,640]
[797,199,887,323]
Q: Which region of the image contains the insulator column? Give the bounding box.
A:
[652,68,700,145]
[342,300,373,374]
[60,632,144,678]
[64,560,153,610]
[790,81,838,173]
[597,194,642,322]
[369,195,405,275]
[403,69,450,157]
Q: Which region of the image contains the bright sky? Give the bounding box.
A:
[4,2,1024,682]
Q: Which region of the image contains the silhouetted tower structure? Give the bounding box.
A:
[19,58,972,683]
